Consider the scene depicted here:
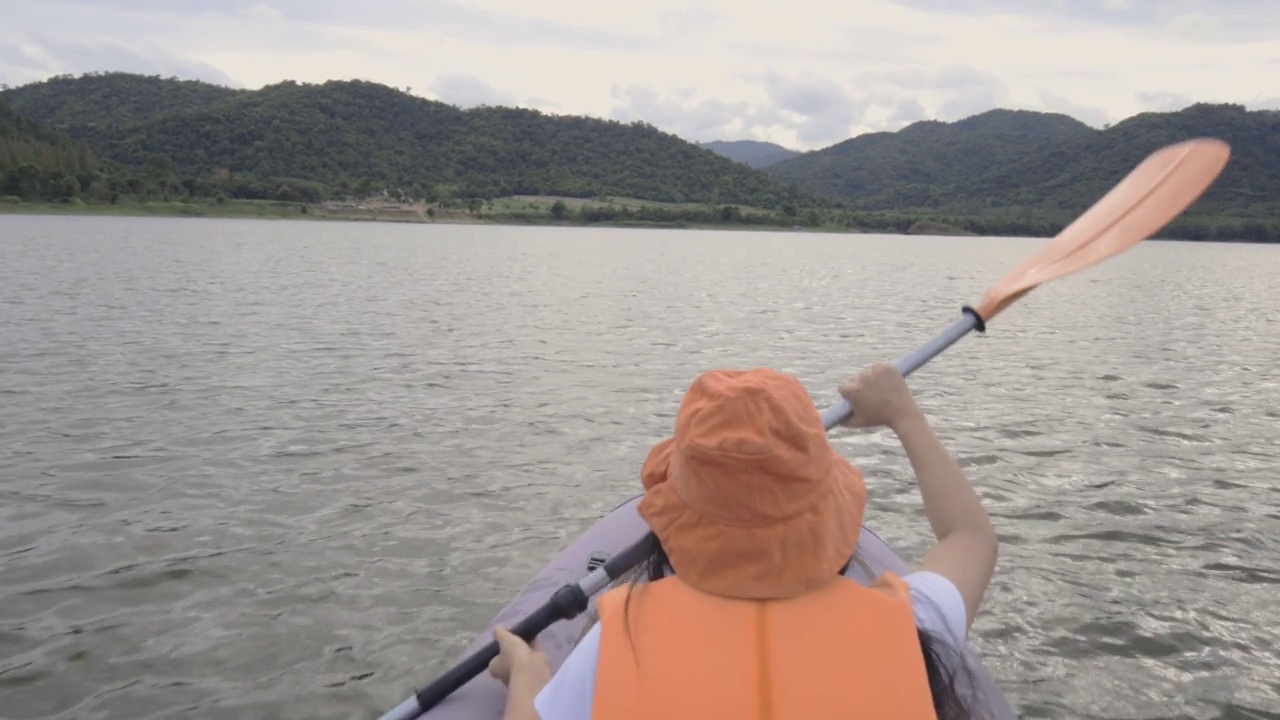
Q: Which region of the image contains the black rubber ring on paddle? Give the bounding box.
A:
[961,305,987,333]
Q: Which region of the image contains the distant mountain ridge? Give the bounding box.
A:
[3,72,1278,240]
[1,72,244,146]
[762,104,1280,224]
[764,108,1094,205]
[700,140,801,168]
[1,73,803,207]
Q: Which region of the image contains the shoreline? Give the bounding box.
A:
[1,199,1272,244]
[0,198,975,236]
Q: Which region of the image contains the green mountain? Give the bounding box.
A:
[953,104,1280,221]
[0,72,243,146]
[0,73,804,208]
[764,104,1280,229]
[701,140,801,169]
[765,109,1094,205]
[3,72,1277,241]
[0,102,100,199]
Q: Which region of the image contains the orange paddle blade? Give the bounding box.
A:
[973,138,1231,322]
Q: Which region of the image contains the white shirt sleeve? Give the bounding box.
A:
[532,572,967,719]
[902,570,968,650]
[533,621,601,720]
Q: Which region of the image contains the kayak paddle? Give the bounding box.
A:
[821,136,1231,427]
[378,136,1230,720]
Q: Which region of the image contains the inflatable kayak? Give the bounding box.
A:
[417,494,1018,720]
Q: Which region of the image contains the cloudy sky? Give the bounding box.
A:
[3,0,1279,150]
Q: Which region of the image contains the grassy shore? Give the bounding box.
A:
[0,195,979,235]
[3,195,1272,243]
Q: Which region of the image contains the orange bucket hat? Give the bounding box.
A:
[637,368,867,600]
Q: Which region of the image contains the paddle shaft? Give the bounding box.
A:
[820,307,983,429]
[380,533,651,720]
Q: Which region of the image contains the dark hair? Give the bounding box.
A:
[618,531,979,720]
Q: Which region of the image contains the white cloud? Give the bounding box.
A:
[0,32,243,88]
[1135,91,1196,112]
[2,0,1278,150]
[1036,88,1110,127]
[429,73,517,108]
[239,3,285,23]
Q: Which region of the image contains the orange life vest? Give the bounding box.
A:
[591,572,938,720]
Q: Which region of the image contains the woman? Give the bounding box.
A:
[487,364,998,720]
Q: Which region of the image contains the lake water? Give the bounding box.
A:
[1,215,1277,720]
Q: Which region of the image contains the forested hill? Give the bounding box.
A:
[4,72,1278,241]
[765,104,1280,224]
[1,102,100,198]
[0,73,805,207]
[765,109,1093,204]
[950,103,1280,222]
[0,72,244,145]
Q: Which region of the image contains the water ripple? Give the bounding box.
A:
[0,216,1278,719]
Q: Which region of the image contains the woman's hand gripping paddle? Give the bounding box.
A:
[380,137,1230,720]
